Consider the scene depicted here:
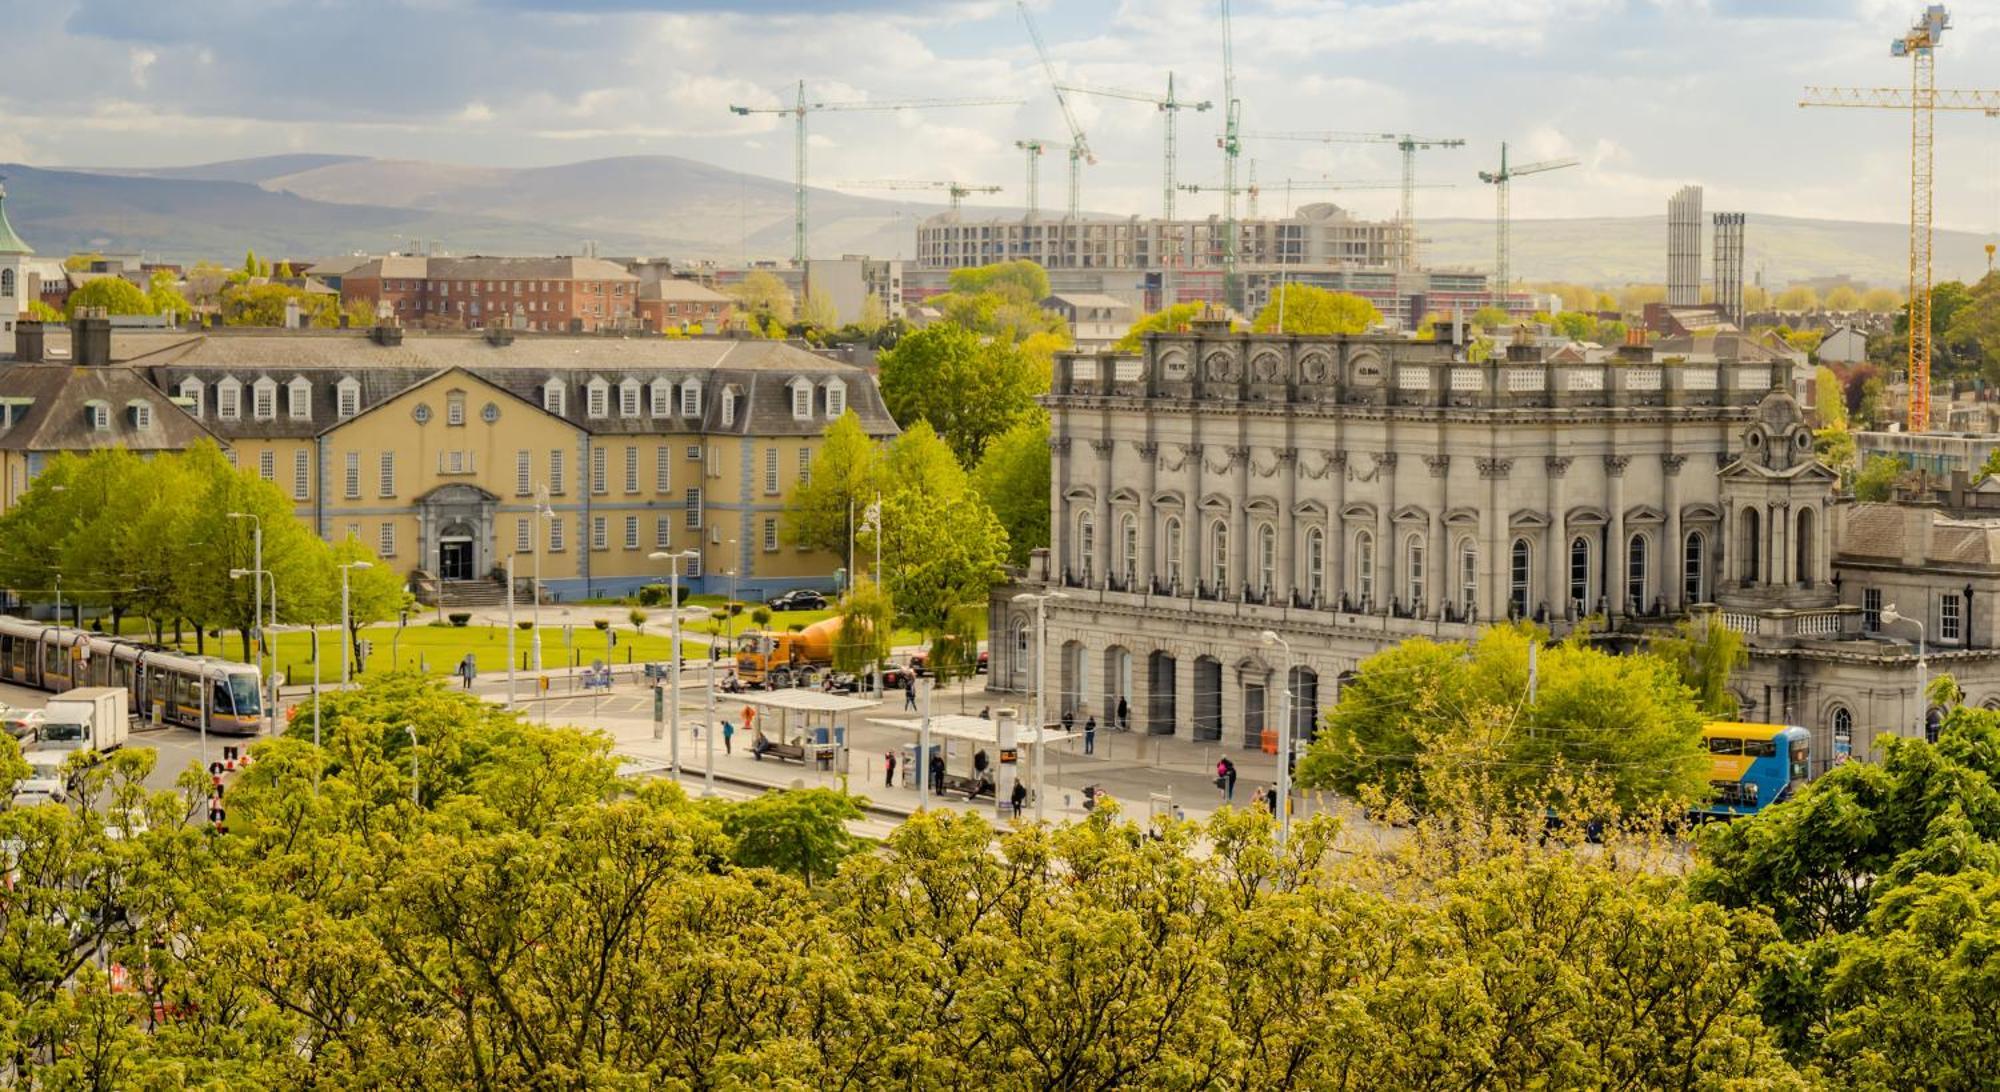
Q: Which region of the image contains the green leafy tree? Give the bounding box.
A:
[1853,453,1903,501]
[1860,286,1902,312]
[878,322,1047,464]
[856,292,887,335]
[146,269,192,322]
[1552,311,1596,340]
[1775,285,1819,311]
[219,283,345,327]
[870,422,1008,639]
[62,251,105,272]
[799,286,838,329]
[784,412,883,571]
[1645,613,1747,716]
[714,788,864,888]
[1824,285,1860,311]
[728,270,795,327]
[1470,304,1510,329]
[831,576,893,677]
[1250,284,1382,334]
[971,412,1051,567]
[1112,302,1206,352]
[64,276,154,317]
[946,258,1051,300]
[26,299,63,321]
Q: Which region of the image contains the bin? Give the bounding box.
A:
[1260,727,1278,755]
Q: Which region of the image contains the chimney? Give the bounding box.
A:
[74,309,113,367]
[14,321,45,363]
[283,298,302,329]
[369,323,404,347]
[484,326,514,347]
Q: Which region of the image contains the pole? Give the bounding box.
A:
[703,634,717,797]
[53,573,61,632]
[505,555,517,707]
[668,562,682,766]
[252,523,264,731]
[1919,629,1929,737]
[406,725,419,806]
[1263,631,1295,845]
[310,624,320,791]
[263,573,278,736]
[199,664,209,770]
[918,674,932,810]
[532,503,545,672]
[1034,596,1047,823]
[340,565,352,688]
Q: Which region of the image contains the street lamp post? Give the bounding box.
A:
[1261,629,1295,845]
[229,566,277,735]
[650,550,699,774]
[405,724,420,806]
[228,512,263,724]
[1882,603,1929,738]
[339,561,373,688]
[505,554,517,706]
[533,487,551,673]
[1012,590,1069,823]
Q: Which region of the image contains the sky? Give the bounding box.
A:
[5,0,2000,229]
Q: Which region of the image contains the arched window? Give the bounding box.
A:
[1628,533,1649,611]
[1741,506,1762,585]
[1355,530,1375,607]
[1208,519,1229,592]
[1305,527,1325,604]
[1076,510,1095,582]
[1,269,15,297]
[1163,516,1184,590]
[1257,522,1276,595]
[1119,513,1137,586]
[1684,530,1706,605]
[1569,536,1590,612]
[1510,538,1531,617]
[1403,533,1426,609]
[1796,507,1817,589]
[1832,706,1853,762]
[1458,541,1478,617]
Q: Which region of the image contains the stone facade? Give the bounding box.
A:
[992,322,1996,782]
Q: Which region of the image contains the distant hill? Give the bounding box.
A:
[13,152,1992,289]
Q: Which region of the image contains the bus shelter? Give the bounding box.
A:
[737,688,877,771]
[867,714,1054,793]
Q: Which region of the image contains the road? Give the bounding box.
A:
[0,679,247,794]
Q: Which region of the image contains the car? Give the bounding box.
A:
[3,709,44,743]
[12,749,70,806]
[766,589,828,612]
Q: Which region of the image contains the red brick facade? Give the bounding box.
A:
[342,257,639,332]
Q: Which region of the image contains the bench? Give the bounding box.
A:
[941,773,994,799]
[753,740,807,764]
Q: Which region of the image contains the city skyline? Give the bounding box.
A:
[6,1,2000,232]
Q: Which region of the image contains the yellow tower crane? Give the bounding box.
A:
[1800,4,2000,432]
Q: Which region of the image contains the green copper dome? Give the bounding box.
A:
[0,183,35,256]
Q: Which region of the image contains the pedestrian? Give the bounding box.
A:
[1116,694,1129,732]
[1010,779,1027,819]
[1264,785,1280,815]
[929,750,945,795]
[973,749,989,779]
[1215,756,1237,802]
[722,718,735,755]
[1062,707,1075,733]
[460,654,477,690]
[979,705,990,720]
[885,751,897,788]
[1083,713,1097,755]
[905,680,918,711]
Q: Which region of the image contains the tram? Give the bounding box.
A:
[0,617,263,735]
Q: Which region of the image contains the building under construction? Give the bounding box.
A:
[912,202,1509,324]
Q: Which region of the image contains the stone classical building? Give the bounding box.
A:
[991,317,1988,777]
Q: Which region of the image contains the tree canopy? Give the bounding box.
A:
[878,322,1048,465]
[1112,302,1208,352]
[64,276,153,317]
[1249,285,1382,335]
[971,412,1052,567]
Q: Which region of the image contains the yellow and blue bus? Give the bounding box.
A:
[1697,722,1811,820]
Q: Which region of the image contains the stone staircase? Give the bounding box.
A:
[412,570,516,609]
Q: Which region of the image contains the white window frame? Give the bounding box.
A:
[1355,530,1375,607]
[656,445,672,492]
[764,447,779,495]
[655,516,671,549]
[543,379,566,417]
[179,378,204,419]
[252,378,277,422]
[798,447,812,484]
[293,450,311,500]
[592,516,608,551]
[790,379,812,421]
[1164,516,1184,590]
[516,518,532,554]
[824,379,846,418]
[128,402,151,431]
[379,451,396,498]
[681,379,702,418]
[1404,534,1426,608]
[218,378,242,421]
[586,379,609,419]
[288,377,312,421]
[1942,593,1963,644]
[685,487,703,529]
[446,390,465,426]
[258,450,275,481]
[516,450,532,496]
[618,379,640,418]
[624,446,639,494]
[344,452,360,498]
[379,522,396,557]
[549,516,565,552]
[550,449,566,495]
[336,377,360,419]
[763,517,778,552]
[624,516,640,550]
[649,380,671,417]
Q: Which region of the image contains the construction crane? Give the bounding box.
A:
[1219,0,1243,305]
[1060,75,1212,304]
[729,81,1019,264]
[1799,4,1998,432]
[1477,142,1579,307]
[1017,1,1097,219]
[1241,130,1465,269]
[843,180,1004,214]
[1014,139,1056,219]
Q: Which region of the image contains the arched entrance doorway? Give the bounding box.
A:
[438,521,476,580]
[1147,652,1177,735]
[1193,656,1222,742]
[1103,647,1132,728]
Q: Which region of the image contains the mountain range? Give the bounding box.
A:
[4,153,1990,289]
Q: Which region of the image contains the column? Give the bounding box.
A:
[1174,647,1198,739]
[1769,501,1787,589]
[1231,446,1252,596]
[1051,435,1072,583]
[1093,439,1114,588]
[1374,453,1398,612]
[1479,458,1511,621]
[1328,451,1348,607]
[1605,455,1629,618]
[1546,457,1571,619]
[1663,454,1685,610]
[1139,441,1160,592]
[1277,448,1298,604]
[1425,455,1450,619]
[1186,442,1205,592]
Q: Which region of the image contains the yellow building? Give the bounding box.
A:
[9,323,896,601]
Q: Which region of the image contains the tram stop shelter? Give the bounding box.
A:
[736,688,877,770]
[867,713,1056,791]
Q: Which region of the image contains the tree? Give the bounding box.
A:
[1645,613,1747,717]
[856,292,887,335]
[831,576,893,676]
[728,270,794,327]
[1296,624,1710,814]
[1854,453,1903,502]
[871,423,1008,639]
[878,322,1047,465]
[147,269,191,323]
[1824,285,1860,311]
[26,299,62,321]
[1860,286,1902,312]
[242,249,269,278]
[1775,285,1818,312]
[1470,305,1510,329]
[1743,284,1771,312]
[799,286,839,330]
[971,412,1051,568]
[219,283,346,327]
[715,789,863,888]
[62,251,105,272]
[1552,311,1595,340]
[1112,302,1206,352]
[1250,285,1382,334]
[784,412,882,571]
[946,259,1050,301]
[64,276,154,317]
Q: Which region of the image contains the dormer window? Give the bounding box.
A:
[178,378,204,419]
[336,377,360,419]
[252,378,277,421]
[586,378,609,418]
[824,378,846,418]
[618,378,640,418]
[543,379,566,416]
[288,377,312,421]
[85,401,110,432]
[680,379,702,418]
[790,378,812,421]
[721,387,737,428]
[649,379,671,417]
[217,378,242,421]
[128,401,152,431]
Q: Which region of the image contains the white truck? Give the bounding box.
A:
[40,687,130,753]
[12,750,71,805]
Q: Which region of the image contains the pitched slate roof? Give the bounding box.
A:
[0,364,214,453]
[0,184,32,256]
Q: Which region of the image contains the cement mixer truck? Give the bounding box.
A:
[735,616,844,689]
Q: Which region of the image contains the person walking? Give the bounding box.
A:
[904,679,918,711]
[928,750,946,796]
[1083,713,1097,755]
[885,751,897,788]
[1010,779,1027,819]
[721,718,735,756]
[1215,756,1238,802]
[1116,694,1129,732]
[1264,785,1280,815]
[1061,707,1075,734]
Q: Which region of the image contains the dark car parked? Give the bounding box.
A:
[767,589,829,611]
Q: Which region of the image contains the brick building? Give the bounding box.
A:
[636,279,736,333]
[341,256,641,332]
